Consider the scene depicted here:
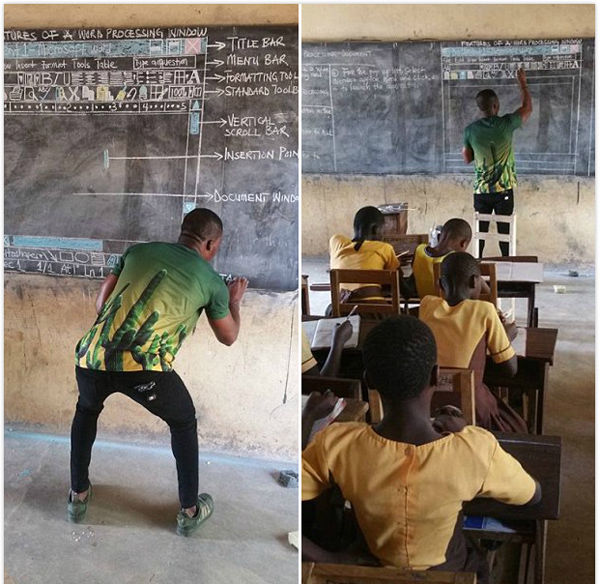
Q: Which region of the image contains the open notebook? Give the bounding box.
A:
[302,315,361,350]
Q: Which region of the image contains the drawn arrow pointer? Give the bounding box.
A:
[197,192,215,200]
[200,118,227,127]
[204,88,225,98]
[205,74,226,83]
[206,59,225,68]
[198,152,224,161]
[207,41,226,51]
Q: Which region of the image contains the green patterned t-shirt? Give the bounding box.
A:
[76,242,230,372]
[463,113,522,194]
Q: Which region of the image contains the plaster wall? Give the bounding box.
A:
[302,175,595,263]
[4,4,299,459]
[301,4,594,263]
[5,4,298,28]
[302,4,594,41]
[5,275,299,459]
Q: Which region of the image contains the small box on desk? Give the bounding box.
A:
[378,203,408,236]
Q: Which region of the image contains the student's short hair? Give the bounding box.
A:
[441,252,480,288]
[363,316,437,402]
[352,206,385,251]
[180,208,223,241]
[441,218,472,242]
[476,89,499,113]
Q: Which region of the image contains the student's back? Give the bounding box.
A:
[304,421,534,570]
[330,235,398,276]
[419,252,527,433]
[330,206,399,299]
[302,317,538,578]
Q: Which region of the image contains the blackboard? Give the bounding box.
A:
[303,38,594,177]
[4,26,298,291]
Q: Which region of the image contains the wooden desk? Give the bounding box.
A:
[302,375,362,400]
[485,328,558,434]
[464,432,561,584]
[305,318,558,434]
[490,261,544,328]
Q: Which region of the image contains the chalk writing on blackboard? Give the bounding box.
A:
[4,26,299,290]
[302,38,594,177]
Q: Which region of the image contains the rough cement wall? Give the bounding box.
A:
[4,5,299,458]
[302,4,594,41]
[302,175,594,263]
[5,274,299,459]
[4,4,298,28]
[301,5,595,263]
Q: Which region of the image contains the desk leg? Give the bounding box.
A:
[528,286,536,328]
[536,363,550,435]
[526,388,538,435]
[534,520,547,584]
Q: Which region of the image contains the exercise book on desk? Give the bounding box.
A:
[302,315,361,350]
[491,262,544,282]
[463,515,522,534]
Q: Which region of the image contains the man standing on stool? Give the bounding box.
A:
[68,208,248,536]
[463,68,532,257]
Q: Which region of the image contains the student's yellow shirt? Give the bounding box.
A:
[329,235,399,292]
[302,330,318,373]
[412,243,451,298]
[419,296,515,367]
[302,423,535,571]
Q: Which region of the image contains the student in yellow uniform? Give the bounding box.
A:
[410,218,472,298]
[302,316,540,583]
[330,206,399,302]
[419,252,526,432]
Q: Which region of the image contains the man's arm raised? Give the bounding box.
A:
[513,68,532,123]
[208,277,248,346]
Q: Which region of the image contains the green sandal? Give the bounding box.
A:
[67,483,92,523]
[176,493,214,536]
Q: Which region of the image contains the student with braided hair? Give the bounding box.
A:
[329,206,399,302]
[302,316,540,581]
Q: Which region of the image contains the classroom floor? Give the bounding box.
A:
[4,431,298,584]
[303,256,595,584]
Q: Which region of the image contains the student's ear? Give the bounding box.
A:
[429,365,439,387]
[468,274,477,289]
[459,238,470,251]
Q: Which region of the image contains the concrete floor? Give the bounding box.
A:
[303,256,594,584]
[4,431,298,584]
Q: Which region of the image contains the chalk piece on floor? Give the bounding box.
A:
[277,470,298,488]
[288,530,299,549]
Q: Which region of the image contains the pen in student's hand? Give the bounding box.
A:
[395,250,409,258]
[345,305,359,320]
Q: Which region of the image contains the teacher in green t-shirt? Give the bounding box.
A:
[462,69,532,257]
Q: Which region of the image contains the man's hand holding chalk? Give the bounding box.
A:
[228,277,249,306]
